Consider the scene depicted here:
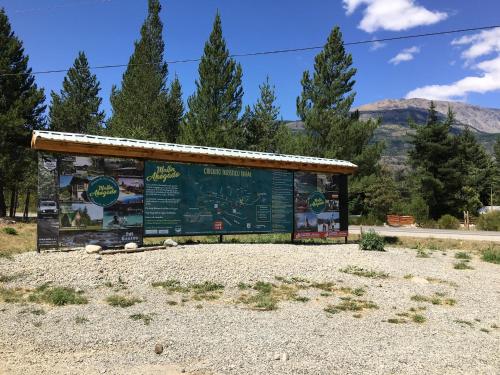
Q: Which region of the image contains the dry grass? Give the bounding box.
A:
[0,222,37,256]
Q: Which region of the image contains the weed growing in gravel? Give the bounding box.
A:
[403,274,413,279]
[320,292,331,297]
[410,294,456,306]
[166,300,178,306]
[491,323,499,329]
[359,230,385,251]
[152,280,224,301]
[106,295,141,307]
[409,306,427,312]
[454,319,473,327]
[29,285,88,306]
[238,281,305,311]
[0,273,25,282]
[0,253,14,260]
[412,314,426,323]
[0,286,28,303]
[325,299,378,315]
[152,280,189,293]
[416,248,431,258]
[293,296,310,302]
[340,265,389,279]
[195,304,203,309]
[388,318,406,324]
[480,328,490,333]
[353,313,362,318]
[481,246,500,264]
[130,313,153,325]
[310,282,336,292]
[425,277,458,287]
[237,282,251,290]
[454,261,474,270]
[75,316,89,324]
[455,252,471,260]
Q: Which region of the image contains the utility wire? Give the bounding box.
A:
[1,24,499,77]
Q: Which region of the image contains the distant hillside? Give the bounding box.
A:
[285,98,500,169]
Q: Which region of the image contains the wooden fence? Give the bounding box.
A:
[386,215,415,227]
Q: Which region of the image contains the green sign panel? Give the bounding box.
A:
[144,161,293,236]
[87,176,120,207]
[307,191,326,214]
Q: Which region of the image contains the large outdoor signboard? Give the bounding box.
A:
[143,161,293,236]
[37,153,348,249]
[37,153,144,249]
[293,171,348,239]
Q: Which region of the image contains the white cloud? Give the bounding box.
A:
[406,28,500,101]
[389,46,420,65]
[343,0,447,33]
[451,28,500,60]
[370,39,386,51]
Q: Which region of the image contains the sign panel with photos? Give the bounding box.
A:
[293,171,348,239]
[37,153,144,249]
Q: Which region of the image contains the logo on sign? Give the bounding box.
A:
[146,165,180,182]
[87,176,120,207]
[308,191,326,214]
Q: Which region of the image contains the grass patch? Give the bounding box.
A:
[455,319,474,327]
[166,300,178,306]
[454,261,474,270]
[480,328,490,333]
[403,274,413,279]
[388,318,406,324]
[481,247,500,264]
[410,294,456,306]
[412,314,426,323]
[455,252,471,260]
[416,248,431,258]
[0,272,25,283]
[29,285,88,306]
[130,313,153,325]
[340,265,389,279]
[3,227,18,235]
[152,280,224,301]
[75,316,89,324]
[325,299,378,315]
[106,295,141,307]
[0,223,36,257]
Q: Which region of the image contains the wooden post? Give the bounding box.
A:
[219,235,223,243]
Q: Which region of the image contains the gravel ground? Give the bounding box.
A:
[0,243,499,375]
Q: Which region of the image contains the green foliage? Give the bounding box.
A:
[242,77,280,152]
[437,214,460,229]
[454,261,473,270]
[481,246,500,264]
[49,51,104,134]
[29,285,88,306]
[339,265,389,278]
[181,12,243,149]
[106,294,142,307]
[455,252,471,260]
[477,211,500,231]
[108,0,175,141]
[3,227,17,235]
[0,9,45,216]
[130,313,153,325]
[359,230,385,251]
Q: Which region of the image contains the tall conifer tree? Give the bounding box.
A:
[243,77,280,152]
[0,8,45,216]
[161,76,184,143]
[408,104,461,218]
[49,51,105,134]
[108,0,170,140]
[181,12,244,148]
[297,26,382,177]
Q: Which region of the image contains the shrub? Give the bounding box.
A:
[359,230,385,251]
[106,295,141,307]
[419,219,437,229]
[481,246,500,264]
[477,211,500,231]
[2,227,17,235]
[437,215,460,230]
[29,285,88,306]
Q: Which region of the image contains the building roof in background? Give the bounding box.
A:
[31,131,358,174]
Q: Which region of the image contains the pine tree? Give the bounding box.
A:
[243,77,280,152]
[456,126,494,208]
[408,104,461,219]
[297,26,382,176]
[49,51,105,134]
[0,8,45,217]
[161,76,184,143]
[108,0,169,140]
[180,12,244,148]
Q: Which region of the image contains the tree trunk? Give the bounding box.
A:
[0,178,6,217]
[9,187,17,218]
[23,190,30,221]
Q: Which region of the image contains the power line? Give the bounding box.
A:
[1,24,499,77]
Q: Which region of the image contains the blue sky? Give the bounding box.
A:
[2,0,499,121]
